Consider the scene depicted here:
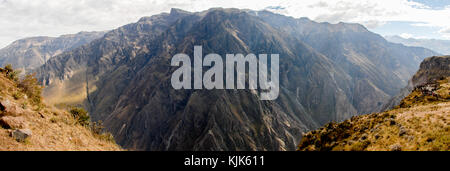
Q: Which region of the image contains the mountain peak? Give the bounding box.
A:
[170,8,191,16]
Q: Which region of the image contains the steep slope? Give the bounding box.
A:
[298,56,450,151]
[100,8,356,151]
[0,31,105,72]
[38,8,330,151]
[254,11,439,115]
[0,66,121,151]
[36,8,438,151]
[386,35,450,55]
[37,9,190,107]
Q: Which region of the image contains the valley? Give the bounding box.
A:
[0,8,444,151]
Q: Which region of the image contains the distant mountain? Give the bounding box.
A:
[0,31,105,72]
[385,35,450,55]
[35,8,438,151]
[298,56,450,151]
[254,11,438,115]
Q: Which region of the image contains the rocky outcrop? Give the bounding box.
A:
[0,116,27,129]
[0,99,30,117]
[11,129,32,142]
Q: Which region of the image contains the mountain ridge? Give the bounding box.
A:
[0,31,105,73]
[385,35,450,55]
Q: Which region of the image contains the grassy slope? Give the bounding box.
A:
[0,70,121,151]
[298,77,450,151]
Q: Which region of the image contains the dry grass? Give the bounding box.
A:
[0,70,121,151]
[298,77,450,151]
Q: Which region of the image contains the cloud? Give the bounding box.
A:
[1,0,450,47]
[399,33,414,39]
[439,27,450,34]
[439,27,450,39]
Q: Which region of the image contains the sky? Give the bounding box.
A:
[1,0,450,48]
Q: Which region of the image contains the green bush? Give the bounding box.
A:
[12,91,24,100]
[4,64,21,81]
[69,107,90,126]
[91,120,105,135]
[90,120,116,143]
[18,73,43,104]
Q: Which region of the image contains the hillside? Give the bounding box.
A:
[298,56,450,151]
[0,65,121,151]
[35,8,437,151]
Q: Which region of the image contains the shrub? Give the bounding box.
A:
[12,91,24,100]
[69,107,90,127]
[350,140,370,151]
[98,132,116,143]
[4,64,21,81]
[90,120,116,143]
[21,102,28,109]
[18,73,43,104]
[91,120,105,135]
[50,117,58,123]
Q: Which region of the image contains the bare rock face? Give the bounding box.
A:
[10,129,32,142]
[0,116,26,129]
[0,99,26,117]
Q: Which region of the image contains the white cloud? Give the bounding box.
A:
[399,33,414,39]
[1,0,450,47]
[439,27,450,34]
[439,27,450,39]
[396,33,429,39]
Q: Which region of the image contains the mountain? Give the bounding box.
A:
[385,35,450,55]
[254,11,438,114]
[298,56,450,151]
[0,66,121,151]
[36,8,438,151]
[0,31,105,72]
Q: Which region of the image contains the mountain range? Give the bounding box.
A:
[0,31,105,73]
[8,8,437,151]
[385,35,450,55]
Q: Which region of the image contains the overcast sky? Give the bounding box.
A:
[1,0,450,48]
